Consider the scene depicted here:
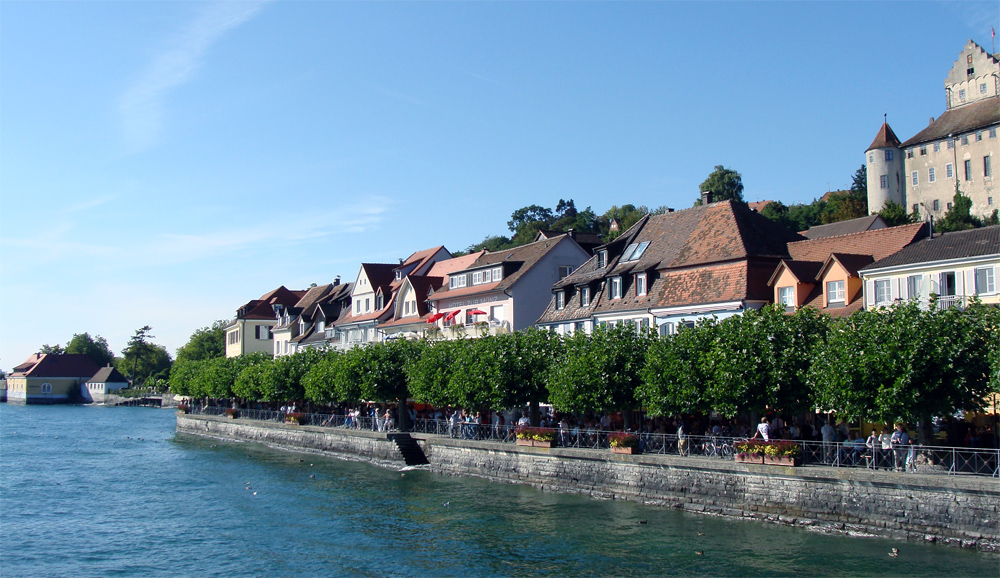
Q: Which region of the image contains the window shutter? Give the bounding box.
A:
[865,280,875,307]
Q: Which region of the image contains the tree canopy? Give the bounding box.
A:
[176,321,227,363]
[697,165,744,204]
[65,333,116,367]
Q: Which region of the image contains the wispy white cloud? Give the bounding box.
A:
[120,1,267,152]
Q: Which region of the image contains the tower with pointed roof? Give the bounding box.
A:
[865,40,999,219]
[866,121,905,214]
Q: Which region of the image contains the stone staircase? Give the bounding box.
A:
[387,433,429,466]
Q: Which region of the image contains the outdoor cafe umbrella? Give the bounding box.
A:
[467,309,487,315]
[426,312,445,323]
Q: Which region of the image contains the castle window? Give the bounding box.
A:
[946,163,954,178]
[947,202,953,210]
[991,128,997,138]
[879,175,888,189]
[985,156,992,178]
[981,83,988,94]
[911,171,918,186]
[919,146,927,156]
[933,142,940,152]
[884,150,893,161]
[976,132,982,142]
[906,150,913,159]
[989,197,994,205]
[959,89,966,101]
[912,204,919,213]
[929,167,936,182]
[961,135,969,145]
[869,152,874,164]
[965,159,972,180]
[947,139,955,149]
[933,199,940,211]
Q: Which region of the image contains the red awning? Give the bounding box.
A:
[444,310,461,321]
[426,312,445,323]
[468,309,487,315]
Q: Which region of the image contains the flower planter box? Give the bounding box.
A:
[516,439,552,448]
[611,446,639,455]
[735,453,764,464]
[764,455,801,467]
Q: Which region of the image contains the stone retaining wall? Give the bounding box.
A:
[176,414,999,551]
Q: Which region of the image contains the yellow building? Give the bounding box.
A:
[7,354,102,405]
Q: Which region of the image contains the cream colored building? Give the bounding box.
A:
[224,286,306,357]
[867,40,999,219]
[7,354,102,405]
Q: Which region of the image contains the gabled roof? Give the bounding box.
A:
[801,214,887,240]
[358,263,397,295]
[425,251,484,278]
[901,96,1000,148]
[12,354,101,379]
[232,286,307,321]
[867,122,902,151]
[861,225,1000,271]
[821,253,875,278]
[787,222,928,262]
[390,246,449,290]
[768,259,823,287]
[427,235,579,302]
[89,366,128,384]
[294,284,335,310]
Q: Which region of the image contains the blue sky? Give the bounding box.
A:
[1,1,997,369]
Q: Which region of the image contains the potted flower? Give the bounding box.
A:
[516,427,556,448]
[763,440,801,466]
[734,440,767,464]
[177,404,190,414]
[609,432,640,454]
[285,412,305,425]
[225,408,239,419]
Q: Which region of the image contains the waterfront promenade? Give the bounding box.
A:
[177,410,1000,552]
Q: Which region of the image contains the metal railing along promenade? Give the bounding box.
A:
[183,406,999,477]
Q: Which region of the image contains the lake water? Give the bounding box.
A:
[1,404,995,577]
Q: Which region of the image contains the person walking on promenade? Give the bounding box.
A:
[878,427,893,470]
[891,424,910,471]
[821,420,837,463]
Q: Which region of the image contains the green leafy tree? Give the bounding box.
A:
[703,306,827,418]
[809,301,997,443]
[878,200,918,227]
[65,333,116,367]
[638,320,717,416]
[302,350,349,403]
[169,359,204,396]
[937,186,981,232]
[696,165,744,205]
[176,321,227,363]
[466,235,513,253]
[39,343,65,354]
[821,191,867,224]
[232,353,275,400]
[406,339,458,407]
[352,340,418,429]
[548,324,651,428]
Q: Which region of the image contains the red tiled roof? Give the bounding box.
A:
[427,281,501,302]
[787,222,927,262]
[867,122,902,151]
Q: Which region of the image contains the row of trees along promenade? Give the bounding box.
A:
[169,301,1000,445]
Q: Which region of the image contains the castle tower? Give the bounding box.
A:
[865,121,905,214]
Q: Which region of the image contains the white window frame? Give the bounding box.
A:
[778,286,794,307]
[911,171,918,186]
[636,272,647,296]
[492,267,502,282]
[929,167,935,183]
[975,267,996,294]
[580,286,590,307]
[556,291,565,310]
[879,175,888,189]
[874,280,892,305]
[884,150,893,161]
[826,280,845,305]
[610,277,622,300]
[906,275,922,300]
[946,163,954,179]
[558,265,572,279]
[450,275,468,289]
[597,250,607,269]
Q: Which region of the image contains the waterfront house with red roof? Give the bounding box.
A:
[225,286,307,357]
[272,282,337,357]
[536,200,804,335]
[769,222,928,317]
[7,353,102,404]
[428,234,589,339]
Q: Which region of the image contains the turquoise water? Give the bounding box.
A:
[1,404,995,577]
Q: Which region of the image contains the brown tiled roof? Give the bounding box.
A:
[294,284,335,310]
[901,96,1000,148]
[361,263,397,295]
[234,286,306,321]
[426,252,484,278]
[769,260,823,286]
[12,354,101,379]
[747,200,775,212]
[801,214,887,239]
[390,246,448,290]
[822,253,875,277]
[427,281,501,302]
[540,201,803,323]
[861,225,1000,271]
[787,222,928,262]
[89,366,128,384]
[867,122,902,151]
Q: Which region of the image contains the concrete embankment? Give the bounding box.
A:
[176,413,999,551]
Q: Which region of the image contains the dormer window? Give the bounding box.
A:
[597,250,607,268]
[395,270,403,281]
[826,280,845,306]
[376,294,384,309]
[492,266,503,282]
[449,275,468,289]
[621,241,650,262]
[636,272,647,296]
[556,291,565,310]
[581,286,591,307]
[609,277,622,300]
[778,286,794,309]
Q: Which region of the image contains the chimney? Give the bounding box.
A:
[334,275,341,286]
[701,191,714,205]
[567,228,575,239]
[666,208,674,213]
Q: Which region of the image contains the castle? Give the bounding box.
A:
[866,40,999,219]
